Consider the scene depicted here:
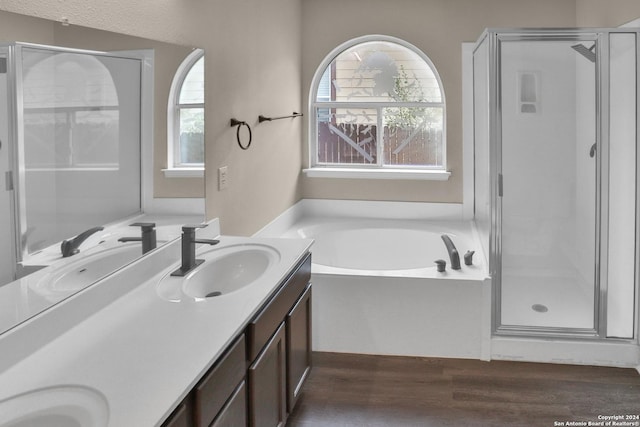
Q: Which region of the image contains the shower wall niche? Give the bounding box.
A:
[473,29,639,340]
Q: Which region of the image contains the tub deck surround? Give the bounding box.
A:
[0,229,313,426]
[256,199,492,360]
[255,199,471,238]
[0,214,203,336]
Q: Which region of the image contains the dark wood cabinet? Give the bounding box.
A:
[162,403,190,427]
[286,284,312,412]
[248,323,287,427]
[246,253,312,427]
[211,381,248,427]
[246,255,311,361]
[194,335,246,427]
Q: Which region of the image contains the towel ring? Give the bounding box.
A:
[230,118,252,150]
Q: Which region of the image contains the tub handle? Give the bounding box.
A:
[435,259,447,272]
[464,250,475,266]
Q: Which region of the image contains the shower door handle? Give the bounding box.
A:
[589,143,596,158]
[4,171,12,191]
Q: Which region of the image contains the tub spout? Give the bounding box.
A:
[441,234,461,270]
[60,226,104,258]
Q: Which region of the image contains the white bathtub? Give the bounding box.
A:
[257,200,492,359]
[282,217,487,279]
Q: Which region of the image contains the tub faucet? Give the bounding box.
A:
[171,224,219,276]
[118,222,157,254]
[441,234,461,270]
[60,226,104,258]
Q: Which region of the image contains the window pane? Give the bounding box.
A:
[316,109,377,164]
[23,112,71,167]
[23,110,120,168]
[73,110,120,165]
[21,50,122,168]
[319,41,441,103]
[382,107,443,166]
[179,107,204,164]
[317,67,331,101]
[22,51,119,108]
[179,56,204,104]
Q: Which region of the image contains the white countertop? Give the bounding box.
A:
[0,234,312,426]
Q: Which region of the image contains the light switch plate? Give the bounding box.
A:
[218,166,228,190]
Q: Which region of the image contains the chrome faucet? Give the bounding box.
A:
[171,224,219,276]
[60,226,104,258]
[441,234,461,270]
[118,222,157,254]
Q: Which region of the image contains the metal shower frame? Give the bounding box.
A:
[473,28,640,341]
[0,42,149,272]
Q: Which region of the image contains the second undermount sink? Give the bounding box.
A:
[157,244,281,301]
[0,385,109,427]
[30,244,143,300]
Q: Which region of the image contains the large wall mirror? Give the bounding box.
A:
[0,9,204,335]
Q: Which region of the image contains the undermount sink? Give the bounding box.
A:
[0,385,109,427]
[30,244,143,300]
[157,244,280,301]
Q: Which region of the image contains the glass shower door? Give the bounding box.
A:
[16,45,142,256]
[498,37,598,332]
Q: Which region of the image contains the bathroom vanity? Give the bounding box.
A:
[0,225,313,427]
[163,252,312,427]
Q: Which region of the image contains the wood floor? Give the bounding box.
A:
[287,352,640,427]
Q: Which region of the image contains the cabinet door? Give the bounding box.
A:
[194,335,246,427]
[248,323,286,427]
[211,381,248,427]
[247,254,311,361]
[162,403,190,427]
[286,284,312,412]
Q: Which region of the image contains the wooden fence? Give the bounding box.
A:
[317,122,442,166]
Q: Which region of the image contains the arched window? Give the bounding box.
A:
[22,52,120,168]
[166,48,204,176]
[308,36,447,179]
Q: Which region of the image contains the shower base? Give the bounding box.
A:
[501,273,593,329]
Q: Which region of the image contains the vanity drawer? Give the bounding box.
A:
[194,334,247,427]
[246,254,311,361]
[162,403,189,427]
[211,381,247,427]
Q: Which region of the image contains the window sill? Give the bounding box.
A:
[302,167,451,181]
[162,167,204,178]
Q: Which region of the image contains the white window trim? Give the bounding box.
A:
[302,167,450,180]
[306,35,449,180]
[163,48,205,178]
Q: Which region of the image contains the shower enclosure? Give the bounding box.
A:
[0,43,143,284]
[473,29,639,339]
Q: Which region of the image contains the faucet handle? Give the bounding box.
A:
[464,250,475,266]
[181,224,207,233]
[130,222,156,231]
[435,259,447,272]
